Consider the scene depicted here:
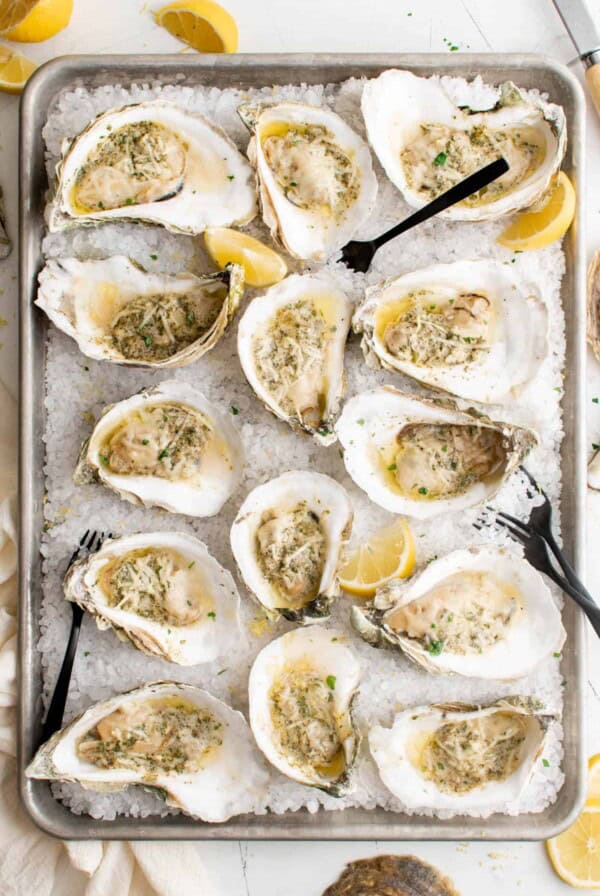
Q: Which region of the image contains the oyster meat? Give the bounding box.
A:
[27,681,268,822]
[369,698,551,813]
[231,471,353,623]
[36,256,245,367]
[237,273,352,444]
[322,855,460,896]
[64,532,242,665]
[239,101,377,260]
[352,545,565,678]
[362,70,566,220]
[335,387,536,518]
[248,626,360,793]
[353,260,547,404]
[75,380,243,516]
[47,102,257,234]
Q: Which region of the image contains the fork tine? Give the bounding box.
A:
[496,510,530,531]
[494,516,529,544]
[84,529,99,550]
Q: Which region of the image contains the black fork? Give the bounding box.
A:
[495,466,594,602]
[477,515,600,638]
[41,530,109,743]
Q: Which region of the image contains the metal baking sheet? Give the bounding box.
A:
[18,53,588,841]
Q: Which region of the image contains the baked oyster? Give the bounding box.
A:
[64,531,242,665]
[47,102,257,233]
[239,101,377,261]
[231,471,353,623]
[36,256,244,367]
[75,380,243,517]
[27,681,268,822]
[335,387,537,518]
[248,626,360,794]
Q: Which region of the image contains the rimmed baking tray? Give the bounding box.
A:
[18,53,587,841]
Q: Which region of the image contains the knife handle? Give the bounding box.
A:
[585,52,600,118]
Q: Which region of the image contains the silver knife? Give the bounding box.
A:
[553,0,600,113]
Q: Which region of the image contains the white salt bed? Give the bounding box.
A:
[39,73,566,823]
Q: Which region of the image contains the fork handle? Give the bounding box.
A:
[544,529,596,605]
[545,565,600,638]
[41,603,84,743]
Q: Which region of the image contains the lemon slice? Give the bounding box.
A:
[155,0,238,53]
[547,810,600,889]
[204,228,287,287]
[339,517,415,598]
[0,0,73,42]
[497,171,576,251]
[586,753,600,811]
[0,45,36,94]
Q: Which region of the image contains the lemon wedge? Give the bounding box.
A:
[0,0,73,42]
[0,45,36,94]
[497,171,576,251]
[547,810,600,889]
[204,228,287,288]
[155,0,238,53]
[338,517,415,598]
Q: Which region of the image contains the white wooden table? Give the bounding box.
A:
[3,0,600,892]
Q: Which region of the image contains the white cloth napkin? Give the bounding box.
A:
[0,380,216,896]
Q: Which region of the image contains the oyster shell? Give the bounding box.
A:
[26,681,268,822]
[335,387,536,518]
[369,698,551,813]
[239,101,377,260]
[36,256,245,367]
[587,248,600,363]
[322,855,460,896]
[237,273,352,444]
[352,545,565,678]
[64,531,242,665]
[248,626,360,794]
[47,102,257,234]
[230,471,353,623]
[353,260,547,404]
[75,380,243,517]
[362,70,566,221]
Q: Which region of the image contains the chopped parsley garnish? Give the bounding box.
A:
[99,454,109,465]
[553,652,561,658]
[317,424,331,436]
[188,561,196,569]
[144,335,153,347]
[230,405,239,415]
[427,640,444,656]
[542,758,550,767]
[433,151,447,166]
[207,611,216,620]
[158,448,169,460]
[326,675,336,690]
[142,439,149,445]
[357,418,365,426]
[418,486,429,495]
[227,174,235,181]
[388,463,397,471]
[125,197,135,206]
[150,253,158,261]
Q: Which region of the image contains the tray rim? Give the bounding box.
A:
[18,51,588,842]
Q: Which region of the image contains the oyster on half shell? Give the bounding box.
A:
[64,532,242,665]
[335,387,536,518]
[230,471,353,623]
[47,102,257,234]
[75,380,243,517]
[352,545,565,679]
[362,70,566,221]
[249,626,360,794]
[237,273,352,445]
[353,260,547,404]
[36,256,245,367]
[369,698,551,813]
[239,101,377,261]
[27,681,268,822]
